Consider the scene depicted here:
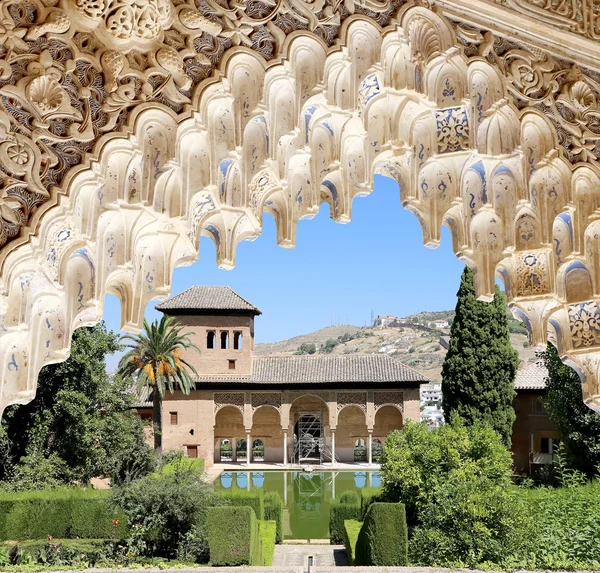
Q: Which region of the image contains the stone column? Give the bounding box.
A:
[283,429,288,466]
[246,431,251,466]
[331,429,336,467]
[368,430,373,465]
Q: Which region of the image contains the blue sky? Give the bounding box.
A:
[103,175,465,370]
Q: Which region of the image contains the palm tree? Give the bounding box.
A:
[118,316,200,454]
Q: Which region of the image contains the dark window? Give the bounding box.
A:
[228,359,236,370]
[170,411,178,425]
[233,331,243,350]
[220,331,229,349]
[187,446,198,458]
[540,437,551,454]
[207,331,216,349]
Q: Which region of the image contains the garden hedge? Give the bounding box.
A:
[0,489,128,541]
[355,503,408,566]
[263,491,283,544]
[206,506,263,566]
[329,499,361,544]
[360,486,382,519]
[342,520,362,565]
[217,489,263,520]
[259,520,277,566]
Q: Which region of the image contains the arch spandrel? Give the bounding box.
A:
[1,1,600,414]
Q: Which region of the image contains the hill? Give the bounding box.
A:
[255,312,536,382]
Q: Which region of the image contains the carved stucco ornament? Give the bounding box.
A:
[0,0,600,416]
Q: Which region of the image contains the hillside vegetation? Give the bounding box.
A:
[255,312,535,382]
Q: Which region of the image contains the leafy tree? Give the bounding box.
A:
[295,343,317,355]
[441,267,519,445]
[321,339,338,354]
[542,342,600,477]
[118,316,200,455]
[0,323,154,487]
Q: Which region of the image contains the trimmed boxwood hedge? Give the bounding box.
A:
[360,486,382,519]
[329,499,361,544]
[217,489,263,520]
[355,502,408,566]
[259,520,277,566]
[0,489,128,541]
[263,491,283,544]
[206,506,263,566]
[342,519,362,565]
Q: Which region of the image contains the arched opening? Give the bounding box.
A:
[234,331,243,350]
[220,331,229,349]
[336,405,368,463]
[251,406,282,462]
[354,439,367,462]
[372,439,383,462]
[289,395,330,464]
[373,405,403,444]
[214,406,245,463]
[236,438,247,461]
[207,331,216,349]
[252,439,264,461]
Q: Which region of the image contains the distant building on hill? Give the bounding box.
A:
[373,314,404,328]
[133,286,428,467]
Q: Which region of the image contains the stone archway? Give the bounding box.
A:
[336,405,368,463]
[251,405,283,463]
[214,405,245,463]
[1,1,600,415]
[289,394,331,464]
[373,405,403,442]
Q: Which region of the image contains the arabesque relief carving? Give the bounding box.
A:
[1,0,600,416]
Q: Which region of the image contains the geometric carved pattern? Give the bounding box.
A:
[251,392,281,412]
[515,250,550,297]
[569,302,600,349]
[2,0,600,416]
[337,392,367,414]
[214,392,244,415]
[374,391,403,413]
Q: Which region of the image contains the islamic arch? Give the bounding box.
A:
[1,0,600,414]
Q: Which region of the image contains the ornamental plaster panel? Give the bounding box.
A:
[374,391,404,413]
[214,391,244,414]
[1,1,600,418]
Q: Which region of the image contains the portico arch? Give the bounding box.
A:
[0,1,600,416]
[373,405,403,442]
[214,406,245,463]
[251,406,284,463]
[337,406,369,463]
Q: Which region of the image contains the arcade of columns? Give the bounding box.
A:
[0,0,600,415]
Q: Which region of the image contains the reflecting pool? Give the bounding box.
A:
[214,471,381,540]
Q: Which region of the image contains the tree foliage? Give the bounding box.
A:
[0,323,155,488]
[295,343,316,355]
[118,316,200,454]
[542,342,600,477]
[441,267,519,445]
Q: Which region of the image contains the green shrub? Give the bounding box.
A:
[409,469,526,567]
[329,499,360,544]
[0,489,127,541]
[360,487,382,520]
[217,489,263,520]
[259,520,276,566]
[263,491,283,544]
[339,490,360,505]
[381,420,513,524]
[342,520,362,565]
[112,462,220,558]
[206,506,262,566]
[517,482,600,569]
[15,539,109,566]
[355,503,408,566]
[160,457,204,476]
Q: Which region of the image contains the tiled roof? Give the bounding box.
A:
[192,354,428,385]
[155,286,261,314]
[514,360,548,390]
[129,385,152,408]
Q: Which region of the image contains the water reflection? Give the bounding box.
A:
[215,470,381,540]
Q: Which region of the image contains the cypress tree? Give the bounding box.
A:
[442,267,519,445]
